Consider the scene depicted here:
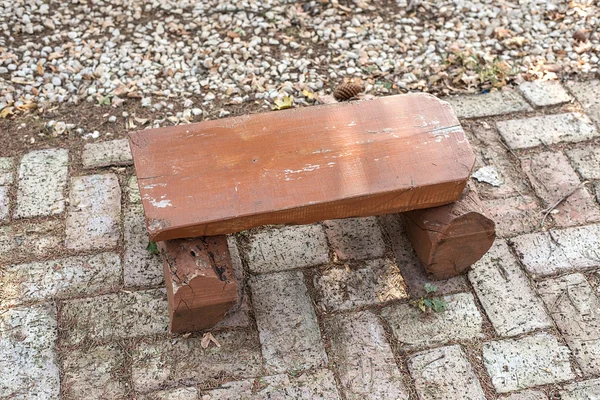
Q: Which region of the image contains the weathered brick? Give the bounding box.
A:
[140,387,199,400]
[0,220,62,263]
[124,205,163,287]
[381,292,483,351]
[60,289,168,344]
[14,148,69,218]
[0,303,59,399]
[323,217,386,260]
[127,175,141,203]
[511,224,600,277]
[497,113,598,149]
[501,390,548,400]
[65,174,121,251]
[82,139,133,168]
[325,311,408,400]
[559,379,600,400]
[467,122,531,199]
[61,344,128,400]
[408,345,485,400]
[565,146,600,180]
[521,151,600,227]
[249,270,327,373]
[131,330,262,392]
[567,80,600,126]
[445,90,532,119]
[482,332,575,393]
[483,196,540,237]
[0,186,8,222]
[313,259,407,312]
[380,214,469,297]
[0,252,121,307]
[468,241,552,336]
[143,388,199,400]
[537,273,600,376]
[0,156,13,185]
[246,224,329,273]
[201,369,341,399]
[518,80,572,107]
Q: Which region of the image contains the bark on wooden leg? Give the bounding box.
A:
[159,236,239,333]
[402,185,496,280]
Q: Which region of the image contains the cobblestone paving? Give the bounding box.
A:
[2,80,600,399]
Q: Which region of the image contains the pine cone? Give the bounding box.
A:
[333,83,364,101]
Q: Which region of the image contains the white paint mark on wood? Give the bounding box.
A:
[150,199,172,208]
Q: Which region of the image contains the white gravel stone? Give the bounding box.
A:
[82,139,133,168]
[14,148,69,218]
[518,80,572,107]
[0,253,120,307]
[468,241,552,336]
[537,273,600,377]
[483,332,575,393]
[381,292,484,350]
[497,113,598,149]
[246,224,329,273]
[0,303,59,400]
[65,174,121,251]
[408,345,485,400]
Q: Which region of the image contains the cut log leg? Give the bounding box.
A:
[402,185,496,280]
[159,236,239,333]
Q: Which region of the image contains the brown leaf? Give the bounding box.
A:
[36,61,44,75]
[227,30,240,39]
[200,332,221,349]
[0,107,15,118]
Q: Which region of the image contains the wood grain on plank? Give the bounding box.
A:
[130,93,475,241]
[403,185,496,280]
[159,236,239,333]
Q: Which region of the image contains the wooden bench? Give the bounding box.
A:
[129,93,495,332]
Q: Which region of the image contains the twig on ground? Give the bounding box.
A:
[540,180,589,226]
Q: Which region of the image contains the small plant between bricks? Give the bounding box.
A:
[411,283,447,313]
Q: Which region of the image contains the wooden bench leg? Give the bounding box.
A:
[159,236,239,333]
[402,185,496,280]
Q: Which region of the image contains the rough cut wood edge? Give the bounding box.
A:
[129,93,475,242]
[402,185,496,280]
[159,236,239,333]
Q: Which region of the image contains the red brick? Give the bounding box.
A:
[521,152,600,227]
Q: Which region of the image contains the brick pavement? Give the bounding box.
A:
[2,79,600,399]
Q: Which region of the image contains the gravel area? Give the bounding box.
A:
[0,0,598,141]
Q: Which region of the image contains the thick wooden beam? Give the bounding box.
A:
[402,185,496,280]
[130,93,474,241]
[159,236,239,333]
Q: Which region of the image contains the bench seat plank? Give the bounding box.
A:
[130,93,474,241]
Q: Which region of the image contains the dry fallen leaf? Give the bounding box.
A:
[36,61,44,75]
[272,95,293,110]
[201,332,221,349]
[0,107,15,118]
